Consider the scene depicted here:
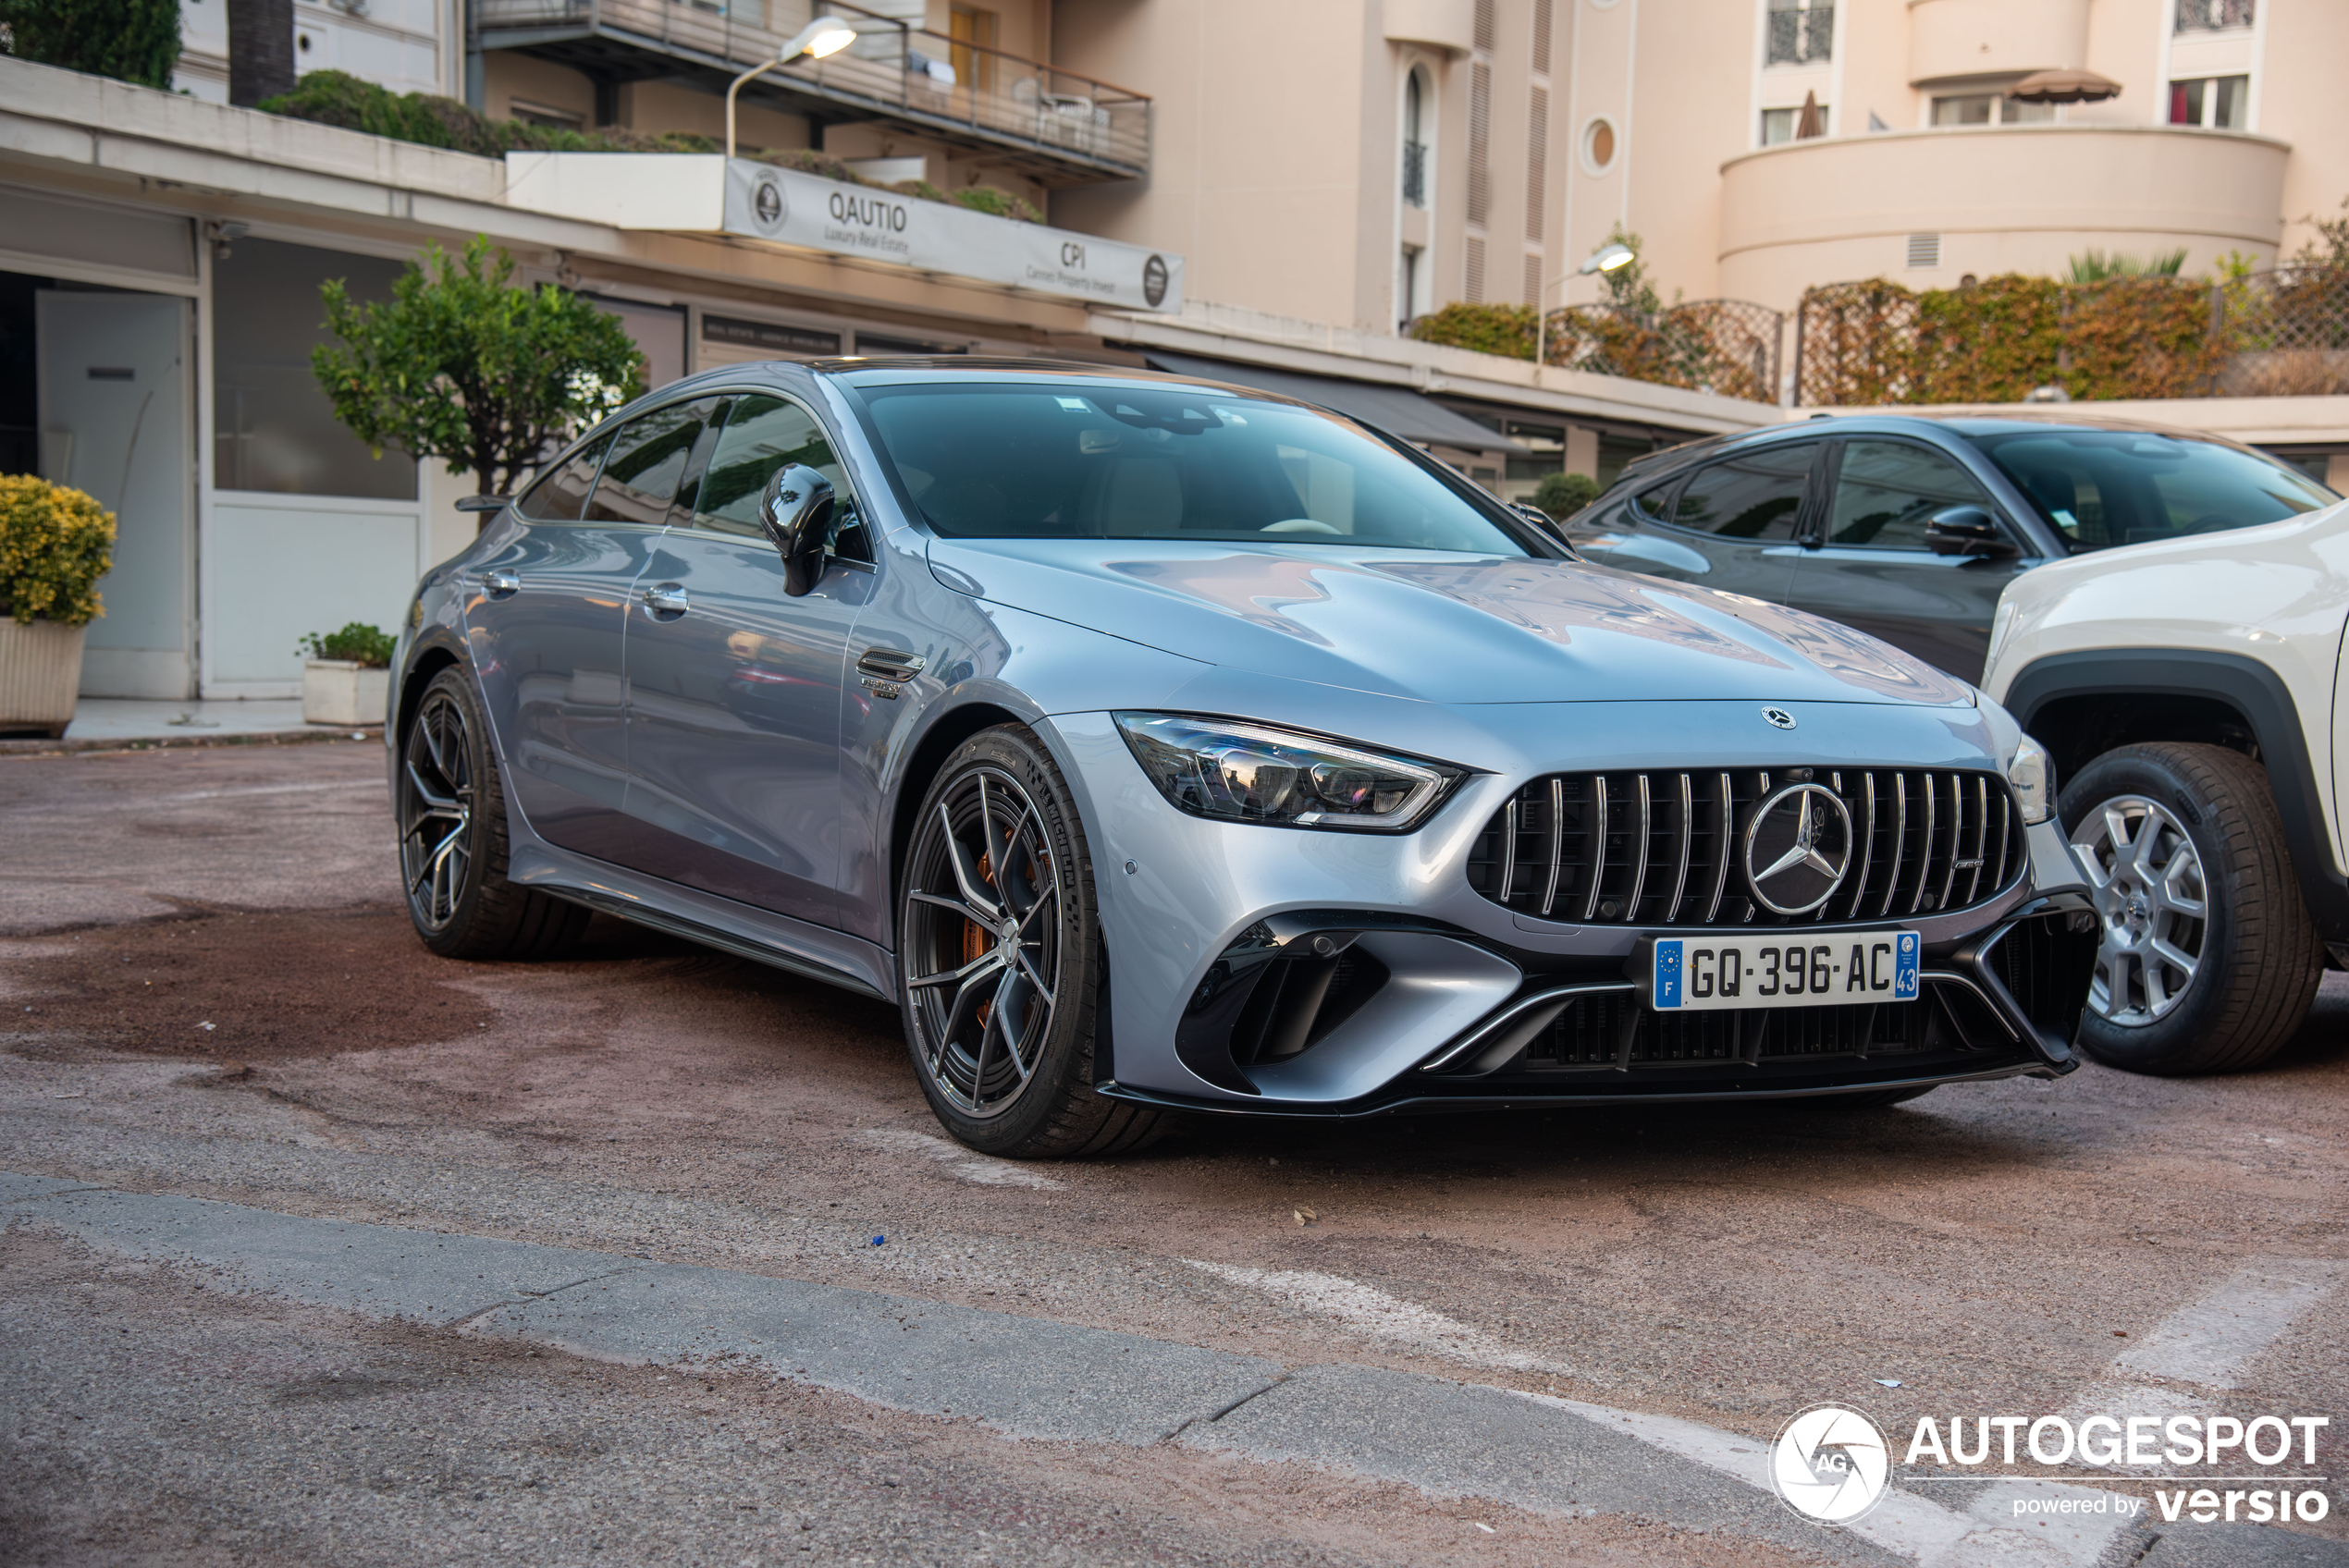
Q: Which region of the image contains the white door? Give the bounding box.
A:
[36,291,194,698]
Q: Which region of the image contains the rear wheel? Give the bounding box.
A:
[2062,741,2320,1073]
[397,668,588,961]
[898,726,1162,1158]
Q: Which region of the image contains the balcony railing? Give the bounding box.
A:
[475,0,1150,183]
[1765,3,1832,65]
[2174,0,2254,32]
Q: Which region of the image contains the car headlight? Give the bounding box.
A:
[1113,713,1461,832]
[2009,733,2055,825]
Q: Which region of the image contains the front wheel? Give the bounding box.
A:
[897,725,1162,1158]
[2062,741,2321,1074]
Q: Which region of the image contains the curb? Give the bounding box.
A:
[0,727,381,759]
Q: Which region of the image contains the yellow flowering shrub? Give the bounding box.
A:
[0,474,116,628]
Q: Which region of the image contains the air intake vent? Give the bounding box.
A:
[1465,767,2023,927]
[1906,232,1941,270]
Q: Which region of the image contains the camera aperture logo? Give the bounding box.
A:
[1773,1403,1890,1524]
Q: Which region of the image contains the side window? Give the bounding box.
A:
[1663,444,1815,539]
[584,401,707,525]
[692,393,870,562]
[1826,440,1995,550]
[516,433,610,521]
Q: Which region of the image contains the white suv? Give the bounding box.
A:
[1982,439,2345,1073]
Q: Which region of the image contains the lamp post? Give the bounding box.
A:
[1532,241,1636,370]
[726,17,858,160]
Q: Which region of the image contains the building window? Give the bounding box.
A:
[2170,75,2250,129]
[1402,68,1429,207]
[1765,0,1832,66]
[1760,104,1830,143]
[949,4,998,95]
[2174,0,2253,31]
[1931,93,2055,127]
[213,238,416,500]
[1581,117,1617,174]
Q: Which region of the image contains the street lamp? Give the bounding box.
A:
[726,18,858,159]
[1533,241,1638,369]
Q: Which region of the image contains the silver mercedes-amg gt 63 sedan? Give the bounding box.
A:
[389,359,2097,1157]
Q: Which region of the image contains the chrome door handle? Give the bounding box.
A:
[479,569,521,597]
[856,647,926,682]
[641,582,689,617]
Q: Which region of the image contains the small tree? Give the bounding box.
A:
[0,0,181,89]
[1531,471,1600,520]
[313,236,646,509]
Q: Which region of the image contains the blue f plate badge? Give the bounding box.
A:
[1649,932,1919,1011]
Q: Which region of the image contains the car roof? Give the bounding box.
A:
[1615,407,2265,487]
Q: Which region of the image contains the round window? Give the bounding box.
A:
[1582,119,1617,174]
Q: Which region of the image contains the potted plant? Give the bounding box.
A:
[0,474,116,739]
[299,622,396,727]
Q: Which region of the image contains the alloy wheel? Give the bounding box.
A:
[2072,793,2207,1027]
[903,766,1064,1120]
[399,689,475,933]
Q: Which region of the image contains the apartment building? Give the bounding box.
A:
[1552,0,2349,312]
[8,0,2340,704]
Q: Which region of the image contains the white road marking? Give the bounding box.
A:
[1182,1260,1569,1375]
[2110,1260,2342,1389]
[1531,1393,2129,1568]
[855,1128,1064,1189]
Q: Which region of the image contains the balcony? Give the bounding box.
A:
[1717,124,2287,309]
[474,0,1150,185]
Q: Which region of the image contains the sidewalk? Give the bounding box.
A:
[2,697,376,755]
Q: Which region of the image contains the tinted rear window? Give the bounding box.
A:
[1967,429,2336,552]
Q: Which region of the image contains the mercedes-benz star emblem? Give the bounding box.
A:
[1743,782,1854,915]
[1762,706,1797,730]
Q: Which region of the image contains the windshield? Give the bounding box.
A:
[1966,429,2336,553]
[852,383,1531,555]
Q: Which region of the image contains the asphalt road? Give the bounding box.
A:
[2,741,2344,1567]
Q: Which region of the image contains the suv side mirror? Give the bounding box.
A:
[455,495,512,514]
[760,463,834,596]
[1925,505,2019,559]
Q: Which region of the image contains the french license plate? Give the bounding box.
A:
[1647,931,1919,1012]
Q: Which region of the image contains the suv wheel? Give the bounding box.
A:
[2061,741,2321,1073]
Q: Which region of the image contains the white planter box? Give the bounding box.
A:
[0,618,87,738]
[302,660,390,727]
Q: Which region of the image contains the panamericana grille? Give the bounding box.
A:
[1465,767,2023,927]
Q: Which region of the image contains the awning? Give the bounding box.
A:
[1140,350,1522,454]
[2009,68,2122,104]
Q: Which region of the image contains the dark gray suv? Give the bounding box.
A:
[1561,413,2338,681]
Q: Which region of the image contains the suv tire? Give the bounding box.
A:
[2061,741,2320,1074]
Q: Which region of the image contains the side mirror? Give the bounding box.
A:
[1925,505,2019,559]
[455,495,512,514]
[1509,501,1581,557]
[760,463,834,596]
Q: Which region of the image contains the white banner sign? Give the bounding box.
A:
[721,160,1181,313]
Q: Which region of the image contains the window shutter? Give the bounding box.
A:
[1473,0,1495,53]
[1524,252,1543,309]
[1526,86,1548,241]
[1531,0,1552,72]
[1466,236,1487,303]
[1469,62,1493,227]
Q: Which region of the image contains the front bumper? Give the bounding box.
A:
[1050,706,2096,1117]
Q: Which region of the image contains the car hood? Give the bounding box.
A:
[926,538,1973,707]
